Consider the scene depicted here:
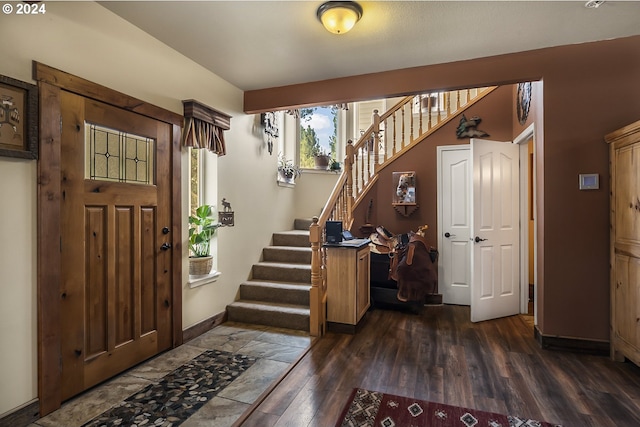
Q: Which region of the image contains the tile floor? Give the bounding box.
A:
[30,322,311,427]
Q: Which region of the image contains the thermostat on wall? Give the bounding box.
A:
[579,173,599,190]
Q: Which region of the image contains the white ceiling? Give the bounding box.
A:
[100,1,640,92]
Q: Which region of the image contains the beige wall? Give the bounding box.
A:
[0,2,297,415]
[294,171,340,219]
[0,159,37,416]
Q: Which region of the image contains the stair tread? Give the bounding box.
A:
[266,246,312,251]
[229,300,310,313]
[255,261,311,269]
[273,230,309,236]
[243,279,311,289]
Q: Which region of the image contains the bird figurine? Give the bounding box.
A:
[456,114,489,138]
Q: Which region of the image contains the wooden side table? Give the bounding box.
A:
[325,240,370,333]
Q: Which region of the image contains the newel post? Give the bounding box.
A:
[309,217,324,337]
[345,139,355,227]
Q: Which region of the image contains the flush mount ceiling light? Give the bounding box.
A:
[584,0,605,8]
[317,1,363,35]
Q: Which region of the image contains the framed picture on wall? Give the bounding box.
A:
[392,171,416,205]
[0,74,38,159]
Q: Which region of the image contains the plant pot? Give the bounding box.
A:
[189,255,213,276]
[278,169,296,184]
[314,154,331,170]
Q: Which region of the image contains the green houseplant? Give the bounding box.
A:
[188,204,221,275]
[277,154,302,183]
[329,158,341,172]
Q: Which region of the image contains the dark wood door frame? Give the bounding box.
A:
[35,62,184,416]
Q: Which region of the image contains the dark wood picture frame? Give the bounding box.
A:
[0,74,38,159]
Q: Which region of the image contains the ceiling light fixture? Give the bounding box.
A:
[317,1,363,35]
[584,0,605,8]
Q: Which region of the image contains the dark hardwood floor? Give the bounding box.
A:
[237,305,640,427]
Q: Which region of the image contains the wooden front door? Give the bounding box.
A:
[59,90,173,399]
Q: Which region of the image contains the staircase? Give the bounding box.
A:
[307,86,497,336]
[226,218,312,331]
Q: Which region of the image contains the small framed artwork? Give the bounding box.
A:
[0,74,38,159]
[392,171,416,205]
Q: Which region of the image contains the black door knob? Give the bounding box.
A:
[444,232,451,238]
[160,242,172,251]
[162,227,170,235]
[474,236,487,243]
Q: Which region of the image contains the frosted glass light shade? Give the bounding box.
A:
[317,1,363,35]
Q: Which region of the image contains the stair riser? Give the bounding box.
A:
[240,284,309,305]
[226,306,309,331]
[263,248,311,264]
[294,218,314,230]
[272,233,310,247]
[252,265,311,283]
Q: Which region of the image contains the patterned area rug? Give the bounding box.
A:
[83,349,255,427]
[336,388,563,427]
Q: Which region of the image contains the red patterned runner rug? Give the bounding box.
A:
[336,388,563,427]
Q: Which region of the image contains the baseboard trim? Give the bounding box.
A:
[0,399,39,427]
[534,325,609,356]
[182,310,227,343]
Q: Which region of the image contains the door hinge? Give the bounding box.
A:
[60,116,63,135]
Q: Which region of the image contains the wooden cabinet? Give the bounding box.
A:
[606,119,640,366]
[325,243,370,331]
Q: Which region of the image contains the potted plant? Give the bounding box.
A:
[312,148,331,170]
[329,158,342,172]
[277,154,302,184]
[188,204,221,275]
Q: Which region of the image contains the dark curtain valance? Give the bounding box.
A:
[182,99,231,155]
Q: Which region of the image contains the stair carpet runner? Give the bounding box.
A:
[226,218,312,331]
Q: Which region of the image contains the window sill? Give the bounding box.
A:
[188,270,221,288]
[301,168,341,175]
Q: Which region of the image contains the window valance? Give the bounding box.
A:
[182,99,231,155]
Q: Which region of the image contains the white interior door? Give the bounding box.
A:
[437,146,472,305]
[470,138,520,322]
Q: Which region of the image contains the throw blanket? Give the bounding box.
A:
[394,233,438,302]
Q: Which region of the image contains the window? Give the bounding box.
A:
[298,106,338,168]
[189,148,202,217]
[412,93,446,114]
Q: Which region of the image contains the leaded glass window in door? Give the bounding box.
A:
[85,123,155,185]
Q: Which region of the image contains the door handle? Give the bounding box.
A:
[473,236,487,243]
[444,232,456,238]
[160,242,172,251]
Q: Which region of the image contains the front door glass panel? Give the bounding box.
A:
[85,123,155,185]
